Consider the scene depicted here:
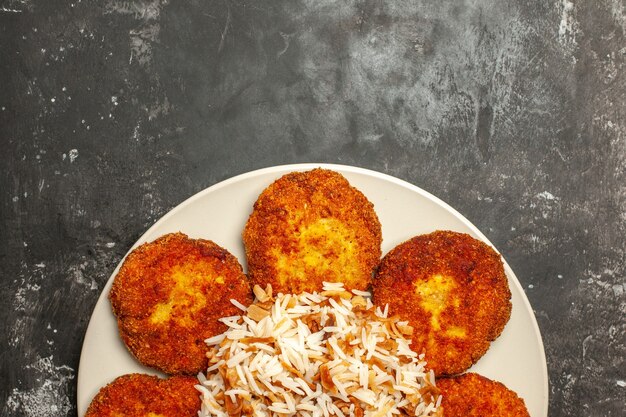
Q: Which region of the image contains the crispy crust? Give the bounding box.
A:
[85,373,200,417]
[243,168,382,294]
[437,372,530,417]
[109,233,252,375]
[372,231,511,376]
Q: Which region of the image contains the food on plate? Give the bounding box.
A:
[109,232,253,375]
[196,282,442,417]
[243,168,382,295]
[83,169,533,417]
[372,230,511,376]
[436,372,530,417]
[85,373,200,417]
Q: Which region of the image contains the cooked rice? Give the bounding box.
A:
[196,282,441,417]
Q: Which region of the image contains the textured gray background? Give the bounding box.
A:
[1,0,624,416]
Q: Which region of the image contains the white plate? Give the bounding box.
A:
[77,163,548,417]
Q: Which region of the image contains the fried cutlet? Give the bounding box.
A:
[242,168,382,295]
[85,373,200,417]
[437,372,530,417]
[372,230,511,376]
[109,232,252,375]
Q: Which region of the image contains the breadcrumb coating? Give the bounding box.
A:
[85,373,200,417]
[109,233,252,375]
[437,373,530,417]
[373,231,511,376]
[243,168,382,294]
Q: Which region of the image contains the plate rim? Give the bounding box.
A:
[77,162,548,416]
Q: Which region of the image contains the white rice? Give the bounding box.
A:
[230,298,249,312]
[350,289,371,297]
[196,283,441,417]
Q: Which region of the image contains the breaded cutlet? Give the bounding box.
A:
[109,232,252,375]
[85,373,200,417]
[243,168,382,295]
[373,230,511,376]
[437,372,530,417]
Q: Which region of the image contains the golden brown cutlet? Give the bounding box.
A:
[243,168,382,295]
[85,373,200,417]
[109,232,252,375]
[437,372,530,417]
[373,230,511,376]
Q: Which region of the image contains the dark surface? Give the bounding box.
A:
[0,0,624,416]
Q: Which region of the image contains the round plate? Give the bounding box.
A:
[77,163,548,417]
